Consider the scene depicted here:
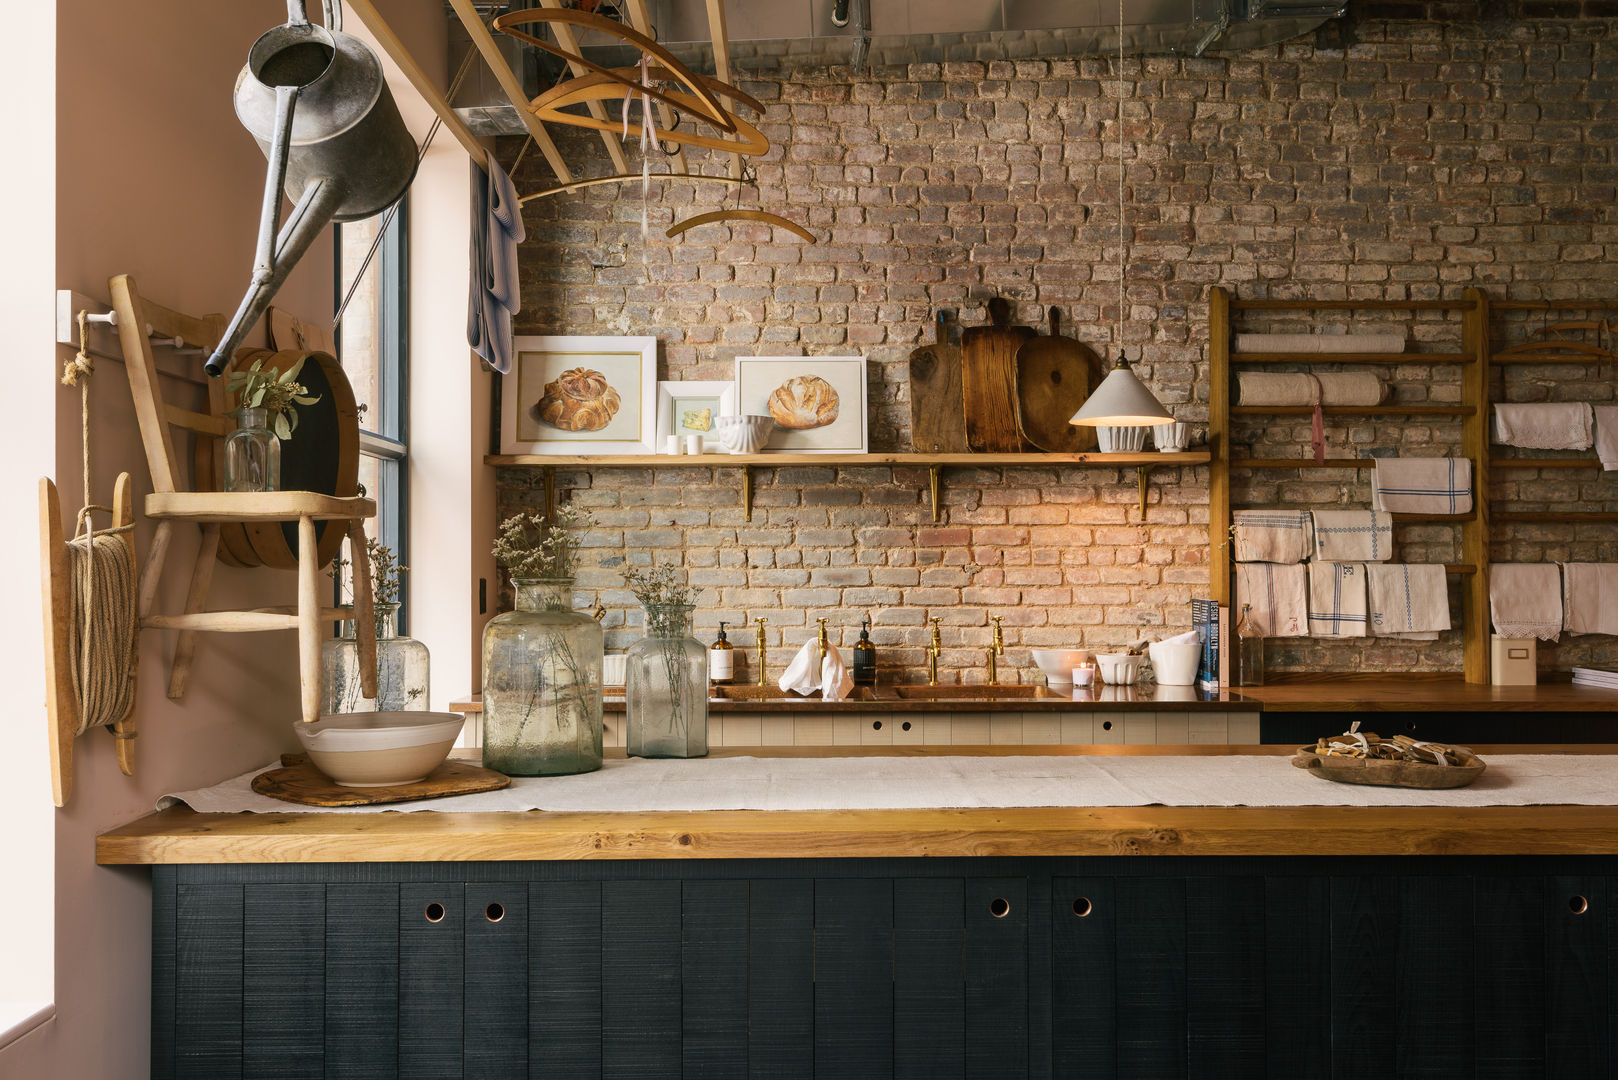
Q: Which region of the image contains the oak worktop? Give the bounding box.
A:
[96,744,1618,865]
[1237,678,1618,713]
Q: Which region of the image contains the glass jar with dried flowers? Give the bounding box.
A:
[481,506,603,776]
[321,540,429,714]
[221,355,321,492]
[623,563,707,758]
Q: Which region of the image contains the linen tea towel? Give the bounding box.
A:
[1370,457,1473,516]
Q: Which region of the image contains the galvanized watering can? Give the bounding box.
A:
[207,0,417,375]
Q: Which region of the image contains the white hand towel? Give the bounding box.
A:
[1371,457,1473,516]
[1311,510,1395,563]
[1308,562,1369,637]
[778,640,856,701]
[1562,563,1618,636]
[1595,406,1618,471]
[1233,510,1313,564]
[1367,563,1450,640]
[1492,403,1594,450]
[1235,563,1309,638]
[1490,563,1563,641]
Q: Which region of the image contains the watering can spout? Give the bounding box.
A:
[206,0,416,376]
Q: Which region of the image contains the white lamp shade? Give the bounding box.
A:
[1068,364,1174,427]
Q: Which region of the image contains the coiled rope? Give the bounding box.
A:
[59,312,138,736]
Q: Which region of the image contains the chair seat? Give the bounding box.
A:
[145,491,376,522]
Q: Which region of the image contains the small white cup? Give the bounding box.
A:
[665,435,681,455]
[1153,421,1190,452]
[683,435,703,455]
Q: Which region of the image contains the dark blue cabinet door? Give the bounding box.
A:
[243,884,324,1080]
[400,883,464,1080]
[1051,876,1115,1080]
[747,878,814,1080]
[602,880,682,1079]
[1331,875,1399,1080]
[531,880,602,1079]
[683,879,750,1080]
[1474,876,1544,1080]
[327,884,400,1080]
[964,877,1028,1080]
[814,878,895,1078]
[894,878,966,1079]
[466,882,528,1080]
[175,884,243,1080]
[1396,876,1475,1078]
[1116,876,1187,1080]
[1264,875,1329,1080]
[1186,876,1265,1079]
[1547,875,1607,1079]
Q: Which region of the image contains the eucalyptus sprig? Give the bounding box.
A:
[226,356,322,440]
[493,505,594,581]
[623,562,697,609]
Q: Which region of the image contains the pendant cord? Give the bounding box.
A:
[1117,0,1126,366]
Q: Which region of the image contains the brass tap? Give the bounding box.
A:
[926,616,942,685]
[754,617,769,686]
[815,617,829,666]
[988,615,1005,685]
[589,595,607,623]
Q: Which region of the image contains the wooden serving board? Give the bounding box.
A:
[1291,746,1487,789]
[251,753,511,807]
[908,310,968,453]
[960,297,1035,452]
[1015,307,1101,452]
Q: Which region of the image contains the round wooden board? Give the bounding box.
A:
[251,754,511,807]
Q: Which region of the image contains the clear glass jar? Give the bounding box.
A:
[626,602,708,758]
[320,603,430,714]
[481,579,603,776]
[224,406,280,492]
[1237,603,1265,687]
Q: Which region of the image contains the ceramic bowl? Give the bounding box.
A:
[1031,648,1094,686]
[1152,421,1190,452]
[293,711,466,787]
[1147,640,1203,686]
[1096,425,1149,452]
[1096,653,1145,686]
[715,414,776,454]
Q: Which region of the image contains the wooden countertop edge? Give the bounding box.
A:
[95,805,1618,863]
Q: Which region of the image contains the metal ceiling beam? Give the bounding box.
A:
[705,0,744,178]
[537,0,630,174]
[446,0,573,183]
[623,0,688,174]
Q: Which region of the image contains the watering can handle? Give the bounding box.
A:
[284,1,341,32]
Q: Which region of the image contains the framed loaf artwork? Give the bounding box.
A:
[655,380,736,453]
[733,355,869,453]
[501,336,658,455]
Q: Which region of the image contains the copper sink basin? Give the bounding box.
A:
[708,685,877,701]
[886,684,1041,700]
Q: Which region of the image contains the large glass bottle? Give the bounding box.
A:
[626,601,708,758]
[1237,603,1265,687]
[320,602,430,714]
[224,406,280,492]
[481,579,604,775]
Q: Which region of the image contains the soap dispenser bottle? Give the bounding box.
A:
[709,621,735,684]
[852,617,877,686]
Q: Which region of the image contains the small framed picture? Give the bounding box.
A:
[500,335,658,455]
[733,355,869,454]
[655,380,736,453]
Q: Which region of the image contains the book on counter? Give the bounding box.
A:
[1193,600,1225,690]
[1572,667,1618,689]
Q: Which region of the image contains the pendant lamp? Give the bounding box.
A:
[1069,0,1173,430]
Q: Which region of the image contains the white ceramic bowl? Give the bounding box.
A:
[293,711,466,787]
[1096,426,1149,452]
[1031,648,1093,686]
[715,414,776,454]
[1096,653,1144,686]
[1152,421,1190,452]
[1147,639,1203,686]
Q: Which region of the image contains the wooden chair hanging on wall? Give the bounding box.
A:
[108,274,378,724]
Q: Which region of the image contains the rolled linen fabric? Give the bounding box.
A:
[1235,333,1406,354]
[1236,371,1390,406]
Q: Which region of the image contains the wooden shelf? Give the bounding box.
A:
[1230,299,1471,311]
[1229,503,1473,523]
[1495,511,1618,523]
[485,452,1211,468]
[1230,352,1471,365]
[1231,405,1473,417]
[1490,457,1603,469]
[1489,353,1616,365]
[1229,457,1376,469]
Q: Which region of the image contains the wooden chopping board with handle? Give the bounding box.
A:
[908,310,968,453]
[961,297,1036,452]
[1015,307,1103,452]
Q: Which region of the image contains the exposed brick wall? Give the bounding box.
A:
[499,10,1618,680]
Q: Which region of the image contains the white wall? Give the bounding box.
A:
[0,1,449,1075]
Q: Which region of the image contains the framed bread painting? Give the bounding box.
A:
[502,336,657,456]
[733,356,869,454]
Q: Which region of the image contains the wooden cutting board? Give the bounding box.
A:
[1015,307,1103,452]
[961,297,1036,452]
[251,753,511,807]
[908,310,968,453]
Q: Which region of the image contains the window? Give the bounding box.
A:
[335,204,410,626]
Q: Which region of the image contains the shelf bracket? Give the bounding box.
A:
[929,465,942,523]
[1137,465,1150,520]
[742,465,754,522]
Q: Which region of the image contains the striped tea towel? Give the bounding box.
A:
[1235,563,1309,638]
[1562,563,1618,636]
[1490,563,1563,641]
[1367,563,1450,640]
[1233,510,1313,564]
[1371,457,1473,516]
[1311,510,1394,563]
[1493,403,1594,451]
[1308,561,1368,637]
